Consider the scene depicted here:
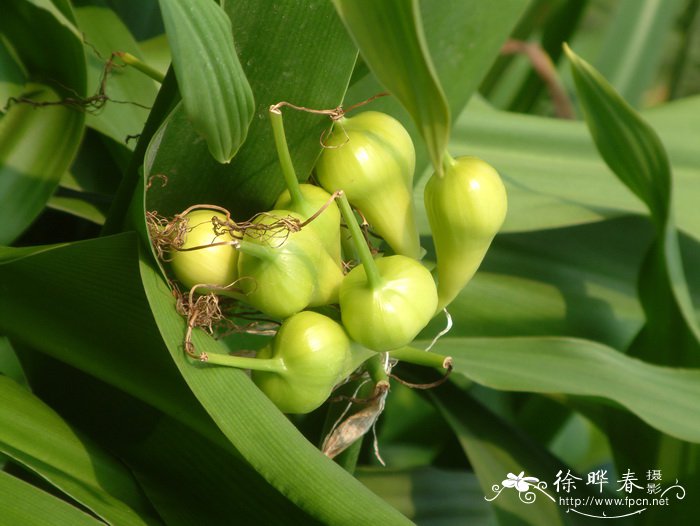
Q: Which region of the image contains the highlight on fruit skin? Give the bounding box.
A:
[339,254,438,352]
[169,208,239,292]
[424,155,507,311]
[314,110,422,259]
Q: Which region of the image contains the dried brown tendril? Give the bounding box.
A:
[269,92,389,148]
[3,40,150,114]
[388,358,454,390]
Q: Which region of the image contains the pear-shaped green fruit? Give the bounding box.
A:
[340,255,438,352]
[315,111,421,258]
[424,156,507,311]
[237,210,343,318]
[252,311,357,413]
[275,183,342,264]
[169,209,238,292]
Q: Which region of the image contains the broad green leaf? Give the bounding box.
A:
[0,234,215,439]
[594,0,686,108]
[74,6,159,147]
[333,0,449,174]
[0,375,159,526]
[0,35,26,103]
[138,252,413,525]
[24,0,82,40]
[47,195,106,225]
[0,86,83,244]
[419,217,649,350]
[432,337,700,443]
[357,466,496,525]
[345,0,528,177]
[0,337,27,386]
[0,470,103,526]
[17,354,322,526]
[564,44,670,222]
[0,0,85,99]
[144,0,358,219]
[428,383,573,526]
[565,46,700,362]
[157,0,254,163]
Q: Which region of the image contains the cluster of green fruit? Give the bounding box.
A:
[166,109,507,414]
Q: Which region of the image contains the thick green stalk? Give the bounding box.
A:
[200,352,285,373]
[337,193,382,289]
[388,347,451,369]
[236,238,276,262]
[365,353,389,385]
[440,150,455,179]
[269,107,305,208]
[117,52,165,83]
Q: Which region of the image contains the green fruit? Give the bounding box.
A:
[340,255,438,351]
[424,156,507,311]
[315,111,421,258]
[200,311,373,414]
[169,209,238,292]
[251,311,355,413]
[275,183,342,264]
[236,210,343,318]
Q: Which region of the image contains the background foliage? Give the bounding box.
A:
[1,0,699,524]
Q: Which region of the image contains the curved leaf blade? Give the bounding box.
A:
[138,252,413,525]
[435,337,700,443]
[0,471,103,526]
[144,0,358,219]
[333,0,449,173]
[0,376,159,526]
[157,0,255,162]
[564,44,671,223]
[0,86,83,244]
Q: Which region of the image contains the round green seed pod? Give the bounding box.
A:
[251,311,351,414]
[169,209,238,292]
[339,255,438,352]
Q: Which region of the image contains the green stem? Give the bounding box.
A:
[389,346,451,369]
[337,194,382,289]
[117,52,165,83]
[236,239,276,262]
[269,108,305,208]
[365,353,389,385]
[201,352,285,373]
[440,150,456,178]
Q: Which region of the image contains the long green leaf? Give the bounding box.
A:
[157,0,254,162]
[346,0,528,177]
[74,6,159,147]
[0,376,159,526]
[594,0,686,108]
[433,337,700,443]
[17,354,322,526]
[357,466,496,525]
[138,252,413,525]
[0,471,103,526]
[333,0,449,174]
[429,383,573,526]
[0,234,215,439]
[564,44,670,221]
[144,0,358,219]
[0,86,83,244]
[565,45,700,363]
